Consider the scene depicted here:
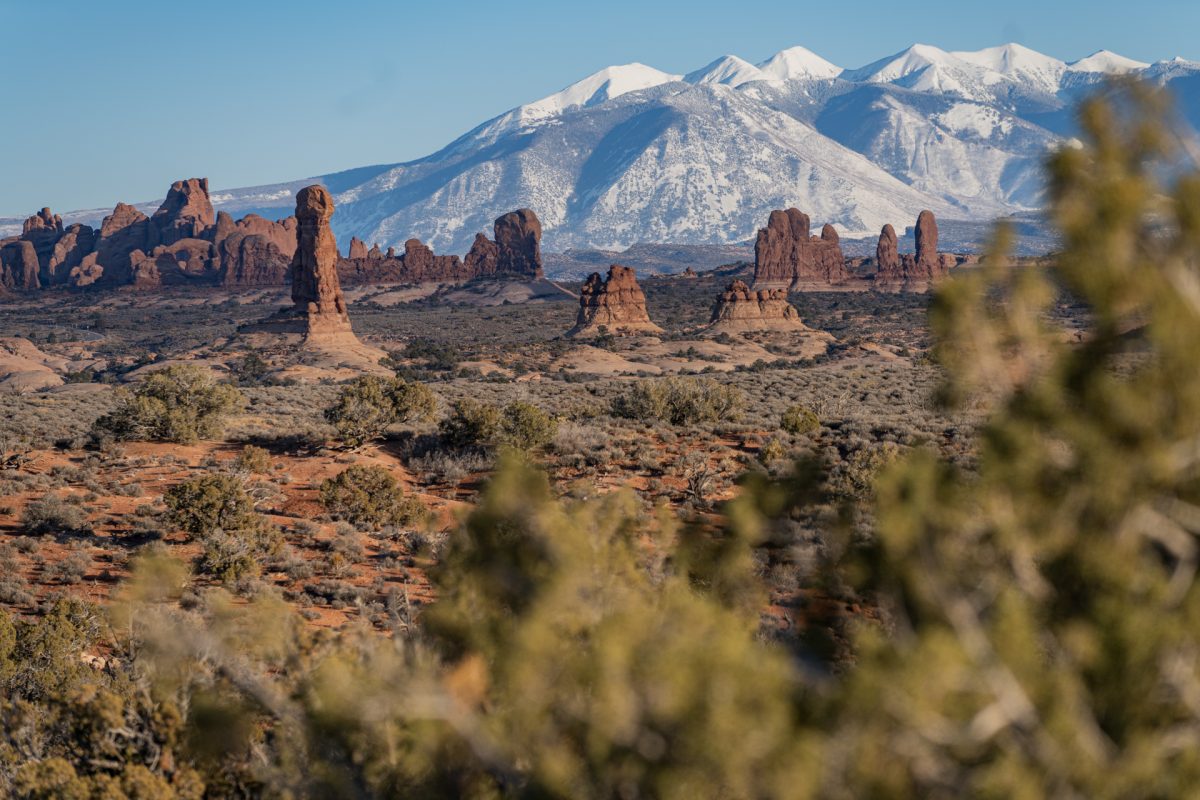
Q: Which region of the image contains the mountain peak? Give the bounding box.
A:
[1067,50,1150,73]
[684,55,765,87]
[756,46,841,80]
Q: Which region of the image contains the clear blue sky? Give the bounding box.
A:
[3,0,1197,216]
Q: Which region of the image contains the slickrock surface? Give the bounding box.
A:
[569,264,662,336]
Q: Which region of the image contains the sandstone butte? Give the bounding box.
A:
[568,264,662,336]
[751,208,849,290]
[708,279,805,332]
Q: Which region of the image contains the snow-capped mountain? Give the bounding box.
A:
[9,43,1199,252]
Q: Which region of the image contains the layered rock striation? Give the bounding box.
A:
[708,280,804,331]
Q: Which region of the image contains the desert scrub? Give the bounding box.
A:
[21,495,91,535]
[611,376,744,425]
[780,404,820,435]
[324,375,437,448]
[91,364,244,444]
[163,473,259,538]
[438,399,558,453]
[319,465,425,530]
[495,401,558,452]
[232,445,273,474]
[438,399,501,451]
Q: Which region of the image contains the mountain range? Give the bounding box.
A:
[7,43,1200,255]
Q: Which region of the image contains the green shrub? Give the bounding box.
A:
[780,404,819,435]
[324,375,437,448]
[319,465,424,529]
[232,445,273,475]
[92,365,244,444]
[163,474,258,538]
[496,402,559,452]
[612,377,744,425]
[438,399,502,450]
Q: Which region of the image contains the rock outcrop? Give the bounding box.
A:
[0,240,41,290]
[337,209,545,286]
[874,210,949,290]
[46,224,97,285]
[1,183,548,295]
[464,232,500,275]
[569,265,661,336]
[215,212,297,286]
[289,185,356,343]
[493,209,543,278]
[914,210,940,276]
[752,208,849,289]
[708,279,804,331]
[151,178,215,246]
[338,237,474,284]
[875,224,900,279]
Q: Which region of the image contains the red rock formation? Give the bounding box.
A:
[215,213,297,286]
[22,208,62,237]
[464,232,499,275]
[91,203,158,285]
[709,279,803,331]
[493,209,543,278]
[151,177,215,245]
[290,185,355,342]
[45,224,96,285]
[367,243,383,260]
[338,237,474,285]
[914,210,941,278]
[569,265,661,336]
[348,237,368,259]
[0,240,41,290]
[143,238,216,285]
[875,224,900,281]
[874,211,948,289]
[752,208,848,289]
[12,208,94,287]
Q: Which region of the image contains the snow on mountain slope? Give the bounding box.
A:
[684,55,766,87]
[1067,50,1150,73]
[17,42,1198,256]
[465,63,682,143]
[950,43,1066,94]
[321,82,956,253]
[809,85,1052,214]
[757,46,842,80]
